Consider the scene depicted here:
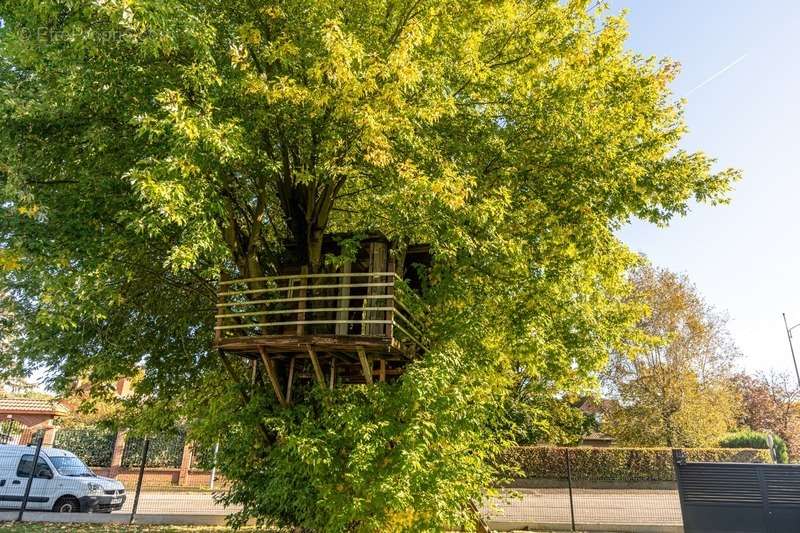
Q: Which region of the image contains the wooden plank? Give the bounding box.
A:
[357,348,373,385]
[379,359,386,383]
[329,359,336,390]
[216,306,393,319]
[217,335,395,352]
[385,258,395,340]
[257,347,287,407]
[286,356,296,404]
[307,347,326,388]
[219,271,398,285]
[214,319,391,331]
[335,262,352,336]
[219,281,392,297]
[250,359,258,387]
[216,294,392,308]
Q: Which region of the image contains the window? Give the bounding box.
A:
[16,455,52,478]
[49,456,92,477]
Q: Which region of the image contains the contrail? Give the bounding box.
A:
[686,53,748,95]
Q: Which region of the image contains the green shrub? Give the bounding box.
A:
[121,432,186,468]
[719,430,788,464]
[503,446,772,482]
[53,427,116,467]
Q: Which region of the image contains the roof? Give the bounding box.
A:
[581,431,615,442]
[576,397,618,415]
[0,398,70,416]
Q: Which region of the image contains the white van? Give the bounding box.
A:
[0,445,126,513]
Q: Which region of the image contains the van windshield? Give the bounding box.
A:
[49,456,94,477]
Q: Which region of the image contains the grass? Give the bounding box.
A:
[0,524,248,533]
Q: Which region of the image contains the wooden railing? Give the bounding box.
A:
[214,272,428,353]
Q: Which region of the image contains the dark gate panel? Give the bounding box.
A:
[674,451,800,533]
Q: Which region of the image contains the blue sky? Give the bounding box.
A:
[613,1,800,374]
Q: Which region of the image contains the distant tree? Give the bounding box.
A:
[603,264,740,447]
[732,371,800,460]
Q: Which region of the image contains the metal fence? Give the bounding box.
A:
[483,448,684,532]
[0,429,234,525]
[1,434,770,530]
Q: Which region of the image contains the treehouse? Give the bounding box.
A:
[213,234,430,405]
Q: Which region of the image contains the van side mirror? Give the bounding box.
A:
[38,468,53,479]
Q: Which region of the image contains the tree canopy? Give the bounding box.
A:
[603,264,741,447]
[0,0,738,530]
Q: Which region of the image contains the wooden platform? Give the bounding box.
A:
[214,334,411,358]
[213,271,428,401]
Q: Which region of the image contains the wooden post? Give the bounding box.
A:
[379,359,387,383]
[329,359,336,390]
[335,262,352,336]
[296,266,308,336]
[358,348,373,385]
[307,347,326,388]
[386,258,396,339]
[257,347,287,407]
[286,357,296,404]
[215,273,228,345]
[367,241,388,336]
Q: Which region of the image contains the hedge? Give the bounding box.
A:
[121,432,186,468]
[719,430,788,464]
[53,427,116,467]
[503,446,772,482]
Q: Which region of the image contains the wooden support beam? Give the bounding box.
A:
[379,359,386,383]
[258,347,287,407]
[218,349,273,443]
[306,346,326,388]
[335,262,352,336]
[286,356,296,404]
[329,359,336,390]
[250,359,258,387]
[358,348,373,385]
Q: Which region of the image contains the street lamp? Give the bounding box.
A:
[782,313,800,389]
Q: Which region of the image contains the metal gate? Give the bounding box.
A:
[674,450,800,533]
[0,418,24,444]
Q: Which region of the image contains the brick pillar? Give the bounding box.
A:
[42,422,57,447]
[19,427,33,446]
[109,429,127,478]
[178,442,194,487]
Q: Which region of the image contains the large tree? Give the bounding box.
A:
[0,1,737,530]
[733,371,800,460]
[603,264,741,447]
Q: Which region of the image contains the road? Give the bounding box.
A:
[111,488,682,528]
[112,491,240,515]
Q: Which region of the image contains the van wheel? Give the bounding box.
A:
[53,496,80,513]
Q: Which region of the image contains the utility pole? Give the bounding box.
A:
[782,313,800,389]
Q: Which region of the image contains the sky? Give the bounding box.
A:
[612,1,800,376]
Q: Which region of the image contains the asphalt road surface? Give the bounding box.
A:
[111,488,681,528]
[113,491,241,515]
